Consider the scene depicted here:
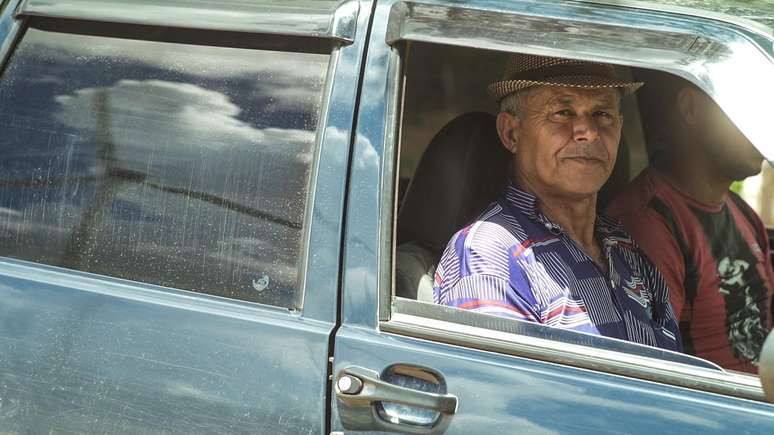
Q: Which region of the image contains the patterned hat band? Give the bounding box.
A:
[503,63,616,83]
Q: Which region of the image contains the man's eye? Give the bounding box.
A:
[553,109,573,117]
[594,111,613,119]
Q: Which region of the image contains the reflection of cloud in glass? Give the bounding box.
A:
[25,27,329,113]
[54,79,316,175]
[354,132,380,170]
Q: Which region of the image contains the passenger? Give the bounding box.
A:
[606,76,773,372]
[433,54,682,351]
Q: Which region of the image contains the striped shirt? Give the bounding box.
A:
[433,184,682,351]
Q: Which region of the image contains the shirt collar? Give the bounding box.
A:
[504,183,540,220]
[504,182,622,234]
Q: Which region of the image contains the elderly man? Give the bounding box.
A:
[606,74,773,372]
[433,54,682,351]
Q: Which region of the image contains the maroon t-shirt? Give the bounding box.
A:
[607,167,773,373]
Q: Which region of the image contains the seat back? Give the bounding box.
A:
[395,112,510,300]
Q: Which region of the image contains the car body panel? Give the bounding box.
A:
[333,326,774,434]
[0,260,330,434]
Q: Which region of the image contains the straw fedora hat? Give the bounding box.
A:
[487,53,643,101]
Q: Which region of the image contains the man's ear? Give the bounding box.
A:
[496,111,520,154]
[675,86,700,127]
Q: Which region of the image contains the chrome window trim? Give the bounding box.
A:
[0,0,22,67]
[391,297,723,370]
[16,0,360,44]
[297,48,341,312]
[378,44,404,322]
[382,307,766,402]
[385,0,773,160]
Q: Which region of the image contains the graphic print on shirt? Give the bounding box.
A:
[717,257,767,363]
[695,206,769,364]
[622,276,651,309]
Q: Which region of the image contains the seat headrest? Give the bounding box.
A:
[397,112,510,254]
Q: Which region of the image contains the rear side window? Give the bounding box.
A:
[0,23,330,308]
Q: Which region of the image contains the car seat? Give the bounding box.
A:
[395,112,510,301]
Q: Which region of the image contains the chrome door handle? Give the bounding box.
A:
[335,366,458,415]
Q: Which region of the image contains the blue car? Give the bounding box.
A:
[0,0,772,433]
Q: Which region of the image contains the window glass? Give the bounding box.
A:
[0,25,330,308]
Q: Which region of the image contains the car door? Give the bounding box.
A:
[0,0,370,433]
[332,0,774,433]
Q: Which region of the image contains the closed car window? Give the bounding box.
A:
[0,23,329,308]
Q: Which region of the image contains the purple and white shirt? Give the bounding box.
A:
[433,184,682,351]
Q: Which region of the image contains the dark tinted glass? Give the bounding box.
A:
[0,26,330,308]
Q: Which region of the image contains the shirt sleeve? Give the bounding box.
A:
[433,225,542,322]
[446,273,542,322]
[614,209,689,319]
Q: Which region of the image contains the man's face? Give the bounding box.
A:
[693,91,764,180]
[500,86,623,199]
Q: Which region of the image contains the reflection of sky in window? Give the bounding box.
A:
[0,28,328,213]
[0,27,330,307]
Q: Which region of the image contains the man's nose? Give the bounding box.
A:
[572,114,599,142]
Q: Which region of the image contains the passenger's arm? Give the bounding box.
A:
[433,226,542,322]
[445,273,542,322]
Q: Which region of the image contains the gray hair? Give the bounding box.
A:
[499,87,539,119]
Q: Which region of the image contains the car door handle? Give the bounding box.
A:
[335,366,458,415]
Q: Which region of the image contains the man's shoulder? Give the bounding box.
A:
[459,216,522,253]
[605,167,660,217]
[606,167,693,225]
[444,202,527,256]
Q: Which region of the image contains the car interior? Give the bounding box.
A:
[395,42,651,301]
[393,41,774,311]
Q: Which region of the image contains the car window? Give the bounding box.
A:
[393,38,774,376]
[394,41,700,361]
[0,22,330,309]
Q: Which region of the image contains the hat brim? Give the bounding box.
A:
[487,75,643,100]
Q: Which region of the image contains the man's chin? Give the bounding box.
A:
[731,160,765,180]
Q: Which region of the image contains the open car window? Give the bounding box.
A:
[393,40,713,367]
